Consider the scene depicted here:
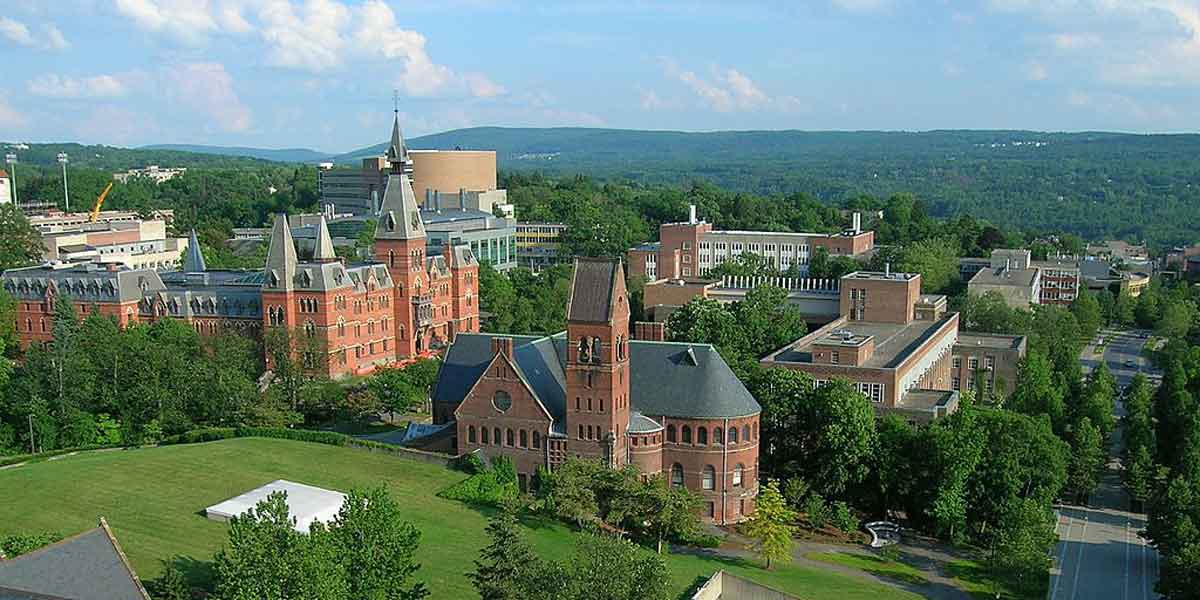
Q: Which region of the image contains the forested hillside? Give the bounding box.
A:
[4,143,276,170]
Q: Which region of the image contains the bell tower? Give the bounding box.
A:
[373,110,429,360]
[564,258,632,466]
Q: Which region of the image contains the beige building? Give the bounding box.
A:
[33,211,187,272]
[318,147,507,217]
[952,333,1027,402]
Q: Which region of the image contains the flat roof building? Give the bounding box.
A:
[762,270,960,423]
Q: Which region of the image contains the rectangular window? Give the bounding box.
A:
[831,350,840,364]
[952,357,962,370]
[968,357,979,370]
[985,356,995,371]
[952,375,961,390]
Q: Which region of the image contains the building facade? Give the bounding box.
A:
[761,270,961,423]
[515,222,568,271]
[627,207,874,281]
[431,258,762,524]
[965,249,1080,308]
[952,333,1027,402]
[2,114,481,378]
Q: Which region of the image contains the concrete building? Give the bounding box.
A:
[515,222,568,271]
[419,189,517,272]
[642,275,843,324]
[691,571,800,600]
[31,211,187,272]
[762,270,960,423]
[2,114,481,377]
[965,249,1080,308]
[432,258,762,524]
[627,206,875,281]
[952,333,1027,401]
[112,165,186,184]
[0,168,11,205]
[318,145,505,217]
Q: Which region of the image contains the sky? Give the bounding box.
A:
[2,0,1199,152]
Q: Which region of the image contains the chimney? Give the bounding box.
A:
[852,211,862,234]
[635,321,666,341]
[491,337,514,359]
[688,204,697,225]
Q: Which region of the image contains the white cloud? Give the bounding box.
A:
[0,17,35,46]
[114,0,224,43]
[679,68,770,112]
[166,63,252,132]
[640,89,666,110]
[28,74,128,98]
[0,94,26,129]
[1,17,69,50]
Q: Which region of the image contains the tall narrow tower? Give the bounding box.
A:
[373,112,429,359]
[564,258,632,466]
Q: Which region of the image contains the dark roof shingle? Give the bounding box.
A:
[567,259,619,323]
[0,521,149,600]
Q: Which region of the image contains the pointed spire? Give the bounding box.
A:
[264,214,298,290]
[313,215,337,262]
[385,112,410,173]
[182,229,207,272]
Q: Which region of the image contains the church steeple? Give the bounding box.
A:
[375,108,425,242]
[182,229,207,272]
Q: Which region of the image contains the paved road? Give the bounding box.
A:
[1050,329,1161,600]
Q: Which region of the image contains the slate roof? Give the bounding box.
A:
[181,230,206,272]
[567,258,619,323]
[0,519,149,600]
[434,332,760,421]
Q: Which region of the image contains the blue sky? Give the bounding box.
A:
[2,0,1199,151]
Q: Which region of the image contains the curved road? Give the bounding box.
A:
[1050,329,1161,600]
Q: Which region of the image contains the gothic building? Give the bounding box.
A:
[1,114,480,377]
[431,258,761,524]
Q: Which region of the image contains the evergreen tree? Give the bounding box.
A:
[470,508,540,600]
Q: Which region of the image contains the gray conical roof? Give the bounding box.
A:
[264,214,298,290]
[386,112,408,166]
[313,215,337,262]
[182,230,206,272]
[375,173,426,241]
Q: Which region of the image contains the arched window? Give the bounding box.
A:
[671,463,684,487]
[733,464,744,487]
[666,424,676,443]
[494,427,501,446]
[681,425,692,444]
[713,427,723,445]
[304,320,315,337]
[519,430,528,448]
[702,465,716,490]
[591,336,602,362]
[468,426,477,443]
[481,427,490,444]
[26,318,32,332]
[743,425,751,443]
[532,431,541,449]
[337,317,346,337]
[39,318,46,333]
[697,427,708,445]
[577,336,590,362]
[388,250,396,267]
[729,426,738,444]
[506,428,514,447]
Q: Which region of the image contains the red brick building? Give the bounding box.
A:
[432,258,762,524]
[628,206,874,281]
[1,114,479,378]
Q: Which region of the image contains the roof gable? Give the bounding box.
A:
[0,520,150,600]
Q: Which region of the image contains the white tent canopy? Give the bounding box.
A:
[205,479,347,533]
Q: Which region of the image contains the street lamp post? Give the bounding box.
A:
[3,153,15,209]
[57,152,69,211]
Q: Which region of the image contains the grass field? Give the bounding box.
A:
[0,438,919,599]
[805,551,931,586]
[946,559,1043,600]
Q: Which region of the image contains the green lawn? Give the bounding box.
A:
[946,559,1044,600]
[0,438,918,600]
[805,551,930,586]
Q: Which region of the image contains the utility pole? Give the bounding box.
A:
[57,152,69,211]
[4,153,15,209]
[28,413,36,454]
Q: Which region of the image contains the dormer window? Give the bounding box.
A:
[385,213,396,232]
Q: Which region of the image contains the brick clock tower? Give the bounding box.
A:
[565,259,632,466]
[374,111,428,359]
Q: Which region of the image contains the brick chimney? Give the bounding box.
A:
[491,336,514,358]
[634,321,666,342]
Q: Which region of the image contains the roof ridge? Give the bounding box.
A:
[98,518,152,600]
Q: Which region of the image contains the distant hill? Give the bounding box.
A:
[4,142,279,170]
[141,144,332,164]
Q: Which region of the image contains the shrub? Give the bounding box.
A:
[451,451,486,474]
[831,501,860,534]
[439,460,519,507]
[803,494,830,530]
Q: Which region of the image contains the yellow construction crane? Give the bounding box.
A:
[89,182,113,222]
